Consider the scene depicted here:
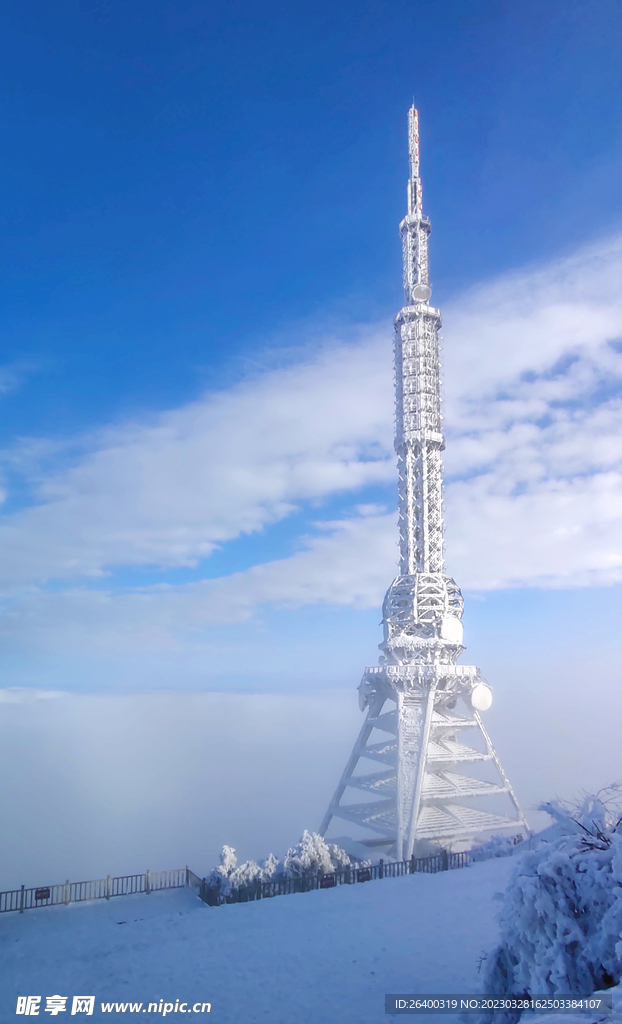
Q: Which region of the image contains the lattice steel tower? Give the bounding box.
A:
[320,107,527,860]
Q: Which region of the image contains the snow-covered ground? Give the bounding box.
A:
[2,858,514,1023]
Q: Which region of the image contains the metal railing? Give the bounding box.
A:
[199,849,471,907]
[0,868,188,915]
[0,850,472,915]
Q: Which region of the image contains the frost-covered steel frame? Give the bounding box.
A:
[320,108,527,860]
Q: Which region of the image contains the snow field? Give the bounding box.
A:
[1,857,516,1023]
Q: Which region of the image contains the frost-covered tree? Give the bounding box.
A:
[230,859,263,888]
[206,846,282,895]
[281,830,350,879]
[480,792,622,1007]
[262,853,279,880]
[207,845,239,895]
[205,832,350,897]
[471,834,523,863]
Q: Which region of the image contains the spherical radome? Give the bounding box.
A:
[440,616,463,643]
[471,683,493,711]
[412,282,432,302]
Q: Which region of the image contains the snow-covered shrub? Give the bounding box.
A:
[206,845,238,894]
[230,859,264,889]
[479,792,622,1008]
[205,832,351,897]
[471,834,524,863]
[207,846,278,896]
[281,830,350,880]
[262,853,279,880]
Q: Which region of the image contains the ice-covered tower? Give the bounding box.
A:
[320,107,527,860]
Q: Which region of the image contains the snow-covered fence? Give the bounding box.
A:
[199,850,471,907]
[0,867,189,914]
[0,850,472,916]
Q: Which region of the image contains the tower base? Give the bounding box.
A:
[320,663,527,860]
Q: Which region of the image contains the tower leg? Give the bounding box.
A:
[319,690,388,838]
[474,711,531,837]
[397,683,437,859]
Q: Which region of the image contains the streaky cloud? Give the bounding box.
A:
[0,233,621,677]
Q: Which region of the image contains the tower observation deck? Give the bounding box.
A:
[320,108,527,860]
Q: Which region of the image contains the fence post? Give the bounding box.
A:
[64,880,70,905]
[19,885,25,914]
[440,848,449,871]
[106,875,111,900]
[410,854,416,874]
[146,870,150,895]
[379,859,384,880]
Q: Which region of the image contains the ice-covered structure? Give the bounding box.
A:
[320,107,527,860]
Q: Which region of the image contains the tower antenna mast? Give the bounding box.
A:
[320,107,527,860]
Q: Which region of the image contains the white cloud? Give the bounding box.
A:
[441,233,622,588]
[1,233,622,670]
[0,334,393,587]
[442,234,622,409]
[0,511,396,656]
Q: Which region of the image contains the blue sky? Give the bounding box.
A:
[0,3,619,704]
[2,0,622,438]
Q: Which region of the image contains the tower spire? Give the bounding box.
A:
[407,105,422,216]
[320,107,527,861]
[402,105,431,306]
